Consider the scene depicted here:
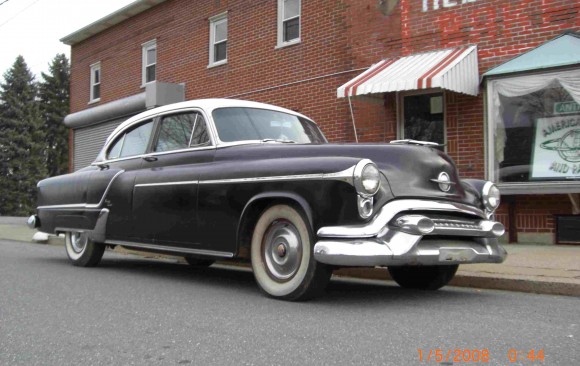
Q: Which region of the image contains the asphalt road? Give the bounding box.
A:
[1,240,578,366]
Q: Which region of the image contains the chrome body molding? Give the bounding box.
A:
[105,240,235,258]
[317,199,487,238]
[136,165,357,188]
[37,170,125,210]
[314,199,507,267]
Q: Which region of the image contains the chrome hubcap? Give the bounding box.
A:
[263,220,302,281]
[70,232,88,254]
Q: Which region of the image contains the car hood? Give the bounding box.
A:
[216,142,481,207]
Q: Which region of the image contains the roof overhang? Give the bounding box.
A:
[483,32,580,79]
[60,0,168,46]
[338,46,479,98]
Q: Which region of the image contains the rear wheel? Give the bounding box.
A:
[388,265,459,290]
[65,231,105,267]
[184,256,214,268]
[251,204,332,301]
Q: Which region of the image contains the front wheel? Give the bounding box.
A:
[65,231,105,267]
[251,204,332,301]
[388,265,459,290]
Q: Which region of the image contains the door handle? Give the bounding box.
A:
[142,156,158,162]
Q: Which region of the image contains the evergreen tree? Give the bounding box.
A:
[39,54,70,177]
[0,56,47,216]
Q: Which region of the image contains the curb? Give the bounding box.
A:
[332,267,580,297]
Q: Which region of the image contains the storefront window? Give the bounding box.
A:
[488,69,580,185]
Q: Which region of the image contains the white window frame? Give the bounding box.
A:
[208,12,228,68]
[89,62,101,104]
[142,39,157,87]
[277,0,301,48]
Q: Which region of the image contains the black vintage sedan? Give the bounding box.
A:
[29,99,506,300]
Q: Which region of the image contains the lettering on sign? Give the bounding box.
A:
[531,114,580,179]
[422,0,477,12]
[554,101,580,115]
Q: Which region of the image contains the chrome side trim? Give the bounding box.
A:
[135,181,198,188]
[198,165,355,185]
[133,165,356,188]
[37,170,125,210]
[93,145,217,166]
[317,199,487,239]
[105,240,235,258]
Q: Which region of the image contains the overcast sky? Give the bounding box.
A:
[0,0,134,82]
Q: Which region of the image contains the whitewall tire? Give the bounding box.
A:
[65,231,105,267]
[251,204,332,301]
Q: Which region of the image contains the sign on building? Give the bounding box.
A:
[531,114,580,179]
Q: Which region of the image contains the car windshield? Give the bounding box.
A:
[212,107,326,143]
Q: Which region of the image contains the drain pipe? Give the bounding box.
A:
[348,96,359,143]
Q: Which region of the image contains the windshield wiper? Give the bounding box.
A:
[261,138,297,143]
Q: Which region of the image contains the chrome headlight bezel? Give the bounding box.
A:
[482,181,501,212]
[353,159,381,198]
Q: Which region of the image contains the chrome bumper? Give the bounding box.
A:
[313,199,507,267]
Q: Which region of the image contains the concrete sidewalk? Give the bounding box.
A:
[1,217,578,296]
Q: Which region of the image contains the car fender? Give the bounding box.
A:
[236,191,314,251]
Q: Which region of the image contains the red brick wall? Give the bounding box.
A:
[70,0,371,142]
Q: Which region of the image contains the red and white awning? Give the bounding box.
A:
[337,46,479,98]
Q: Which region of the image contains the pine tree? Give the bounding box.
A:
[39,54,70,177]
[0,56,47,216]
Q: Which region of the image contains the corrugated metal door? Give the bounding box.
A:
[73,118,127,171]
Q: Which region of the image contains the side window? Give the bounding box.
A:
[155,113,211,152]
[107,121,153,159]
[155,114,197,152]
[190,115,211,146]
[107,135,125,160]
[118,121,154,158]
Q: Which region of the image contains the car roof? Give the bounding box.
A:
[106,98,311,144]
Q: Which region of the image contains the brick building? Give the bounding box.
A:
[61,0,580,244]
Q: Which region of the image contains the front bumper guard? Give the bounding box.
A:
[313,199,507,267]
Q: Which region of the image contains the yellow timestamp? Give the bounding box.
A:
[417,348,545,363]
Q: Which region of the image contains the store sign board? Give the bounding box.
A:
[554,101,580,115]
[531,115,580,179]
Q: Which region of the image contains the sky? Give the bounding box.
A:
[0,0,134,82]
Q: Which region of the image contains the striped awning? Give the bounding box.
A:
[337,46,479,98]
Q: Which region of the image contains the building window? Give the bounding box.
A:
[89,62,101,103]
[277,0,301,47]
[399,91,445,150]
[209,13,227,67]
[487,69,580,188]
[142,40,156,85]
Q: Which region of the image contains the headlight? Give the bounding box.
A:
[482,182,501,212]
[354,160,381,197]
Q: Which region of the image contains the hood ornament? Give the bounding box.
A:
[430,172,455,192]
